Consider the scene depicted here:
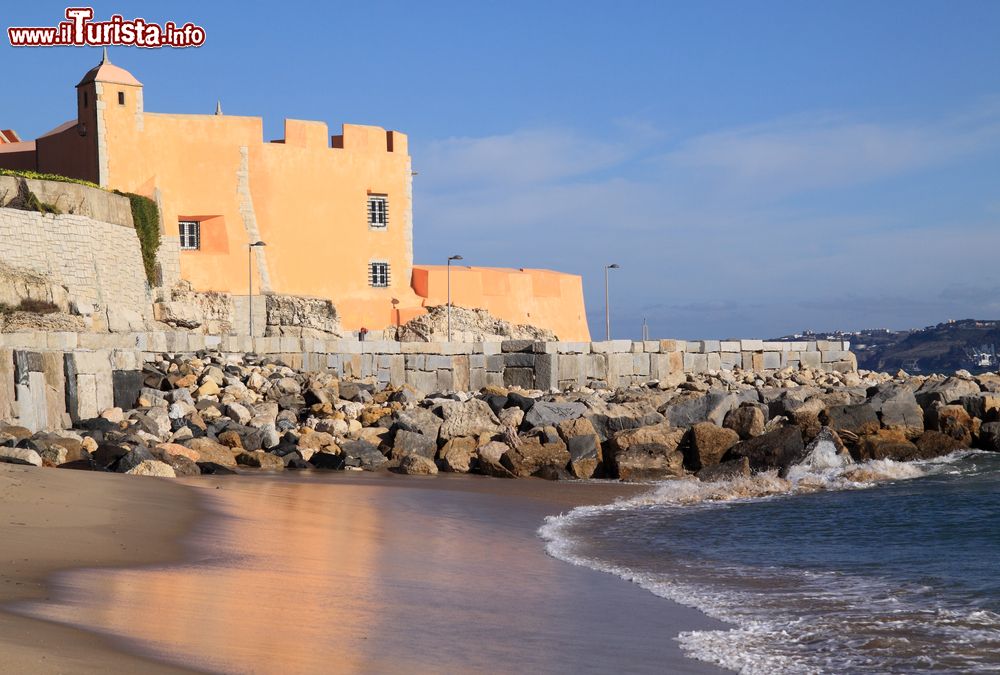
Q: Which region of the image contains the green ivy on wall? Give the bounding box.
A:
[115,191,161,287]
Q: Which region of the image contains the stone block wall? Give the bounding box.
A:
[0,207,149,319]
[0,332,855,431]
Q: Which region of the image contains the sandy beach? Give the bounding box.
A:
[1,468,730,674]
[0,463,201,674]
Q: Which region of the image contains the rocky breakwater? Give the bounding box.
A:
[1,351,999,481]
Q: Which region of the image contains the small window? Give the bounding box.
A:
[118,91,125,106]
[369,261,390,288]
[367,195,388,229]
[82,91,88,108]
[179,221,201,250]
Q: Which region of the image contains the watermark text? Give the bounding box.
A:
[8,7,206,48]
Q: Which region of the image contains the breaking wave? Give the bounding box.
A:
[539,448,1000,674]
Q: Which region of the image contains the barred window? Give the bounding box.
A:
[179,220,200,250]
[368,195,388,229]
[369,261,390,288]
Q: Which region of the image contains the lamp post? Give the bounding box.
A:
[447,254,463,341]
[604,263,620,341]
[248,241,266,339]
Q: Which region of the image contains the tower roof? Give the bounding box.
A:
[76,48,142,87]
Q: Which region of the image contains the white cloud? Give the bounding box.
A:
[412,101,1000,336]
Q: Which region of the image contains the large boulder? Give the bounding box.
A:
[696,456,751,482]
[236,450,285,470]
[722,425,805,473]
[915,430,967,457]
[116,448,156,473]
[398,453,438,475]
[150,447,201,476]
[722,405,765,440]
[566,434,602,479]
[390,430,437,461]
[438,437,477,473]
[867,382,924,439]
[476,441,516,478]
[927,404,975,447]
[659,391,739,428]
[977,422,1000,452]
[124,459,176,477]
[523,401,587,429]
[0,446,42,467]
[960,393,1000,421]
[394,407,443,438]
[183,437,238,467]
[683,422,740,471]
[341,440,387,471]
[438,400,501,440]
[91,443,130,470]
[310,451,346,470]
[607,422,686,481]
[820,404,880,437]
[854,429,922,462]
[501,438,570,478]
[916,376,981,409]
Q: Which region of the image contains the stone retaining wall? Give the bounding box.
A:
[0,332,855,432]
[0,207,149,322]
[0,176,134,228]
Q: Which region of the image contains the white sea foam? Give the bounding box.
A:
[538,449,1000,674]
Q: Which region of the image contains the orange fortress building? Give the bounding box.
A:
[0,52,591,340]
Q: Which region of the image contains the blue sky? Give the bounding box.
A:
[4,1,1000,338]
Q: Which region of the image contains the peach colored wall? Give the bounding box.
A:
[411,265,591,341]
[96,91,421,329]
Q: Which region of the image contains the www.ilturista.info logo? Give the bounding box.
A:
[8,7,206,48]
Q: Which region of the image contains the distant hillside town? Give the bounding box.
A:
[771,319,1000,374]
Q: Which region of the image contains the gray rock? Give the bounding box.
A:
[523,401,587,429]
[226,402,252,426]
[117,447,156,473]
[916,376,981,409]
[438,400,500,440]
[820,404,880,437]
[566,434,602,479]
[660,391,738,428]
[341,440,387,471]
[391,430,438,460]
[394,407,443,438]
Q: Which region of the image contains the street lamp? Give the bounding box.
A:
[447,255,463,341]
[248,241,266,339]
[604,263,620,341]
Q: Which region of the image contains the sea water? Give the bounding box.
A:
[540,449,1000,674]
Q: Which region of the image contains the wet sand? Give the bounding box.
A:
[3,468,731,673]
[0,463,202,674]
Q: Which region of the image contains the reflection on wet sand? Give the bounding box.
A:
[18,475,727,674]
